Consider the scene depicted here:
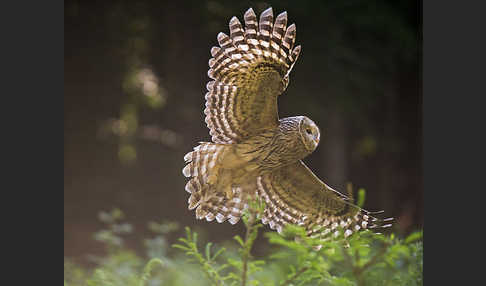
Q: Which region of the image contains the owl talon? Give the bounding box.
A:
[207,174,218,185]
[225,186,234,200]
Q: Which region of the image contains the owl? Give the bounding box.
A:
[183,7,392,239]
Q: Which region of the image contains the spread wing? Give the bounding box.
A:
[257,161,392,238]
[205,7,301,144]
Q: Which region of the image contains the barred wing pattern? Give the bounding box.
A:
[257,161,393,238]
[183,142,253,225]
[184,7,393,239]
[205,7,301,143]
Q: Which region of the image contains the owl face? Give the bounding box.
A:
[299,117,320,151]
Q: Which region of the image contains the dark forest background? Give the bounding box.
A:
[64,0,422,264]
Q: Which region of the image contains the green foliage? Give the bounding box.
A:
[65,207,422,286]
[173,227,228,285]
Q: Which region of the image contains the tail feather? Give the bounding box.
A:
[183,143,250,225]
[201,189,248,225]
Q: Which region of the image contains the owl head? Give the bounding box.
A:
[299,116,320,151]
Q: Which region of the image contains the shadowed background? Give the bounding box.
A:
[65,0,422,264]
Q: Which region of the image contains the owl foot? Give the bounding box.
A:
[207,163,223,185]
[207,173,218,185]
[224,185,234,201]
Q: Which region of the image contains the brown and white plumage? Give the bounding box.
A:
[205,8,300,144]
[183,7,392,239]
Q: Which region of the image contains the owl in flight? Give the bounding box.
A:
[183,7,392,239]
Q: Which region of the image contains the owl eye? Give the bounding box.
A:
[305,128,312,135]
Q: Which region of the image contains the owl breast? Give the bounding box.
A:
[234,116,312,172]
